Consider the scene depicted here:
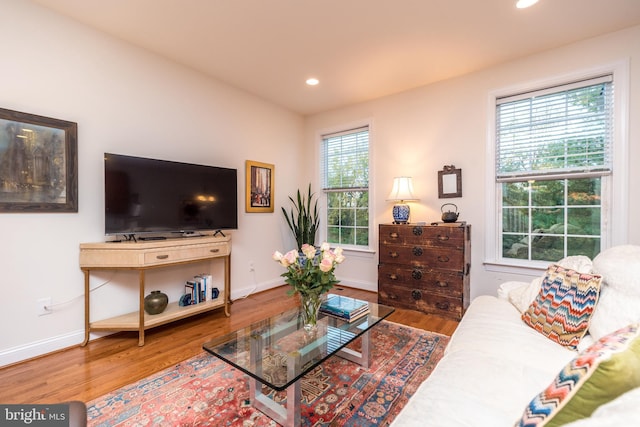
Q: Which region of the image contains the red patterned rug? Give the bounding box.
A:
[86,321,449,426]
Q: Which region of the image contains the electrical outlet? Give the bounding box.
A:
[37,297,52,316]
[249,262,255,272]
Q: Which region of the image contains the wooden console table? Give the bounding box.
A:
[79,235,231,346]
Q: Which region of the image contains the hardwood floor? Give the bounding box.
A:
[0,286,458,404]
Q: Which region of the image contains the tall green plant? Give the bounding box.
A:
[282,184,319,251]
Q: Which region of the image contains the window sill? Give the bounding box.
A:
[339,246,376,257]
[483,259,548,278]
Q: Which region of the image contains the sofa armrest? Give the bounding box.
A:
[497,281,529,300]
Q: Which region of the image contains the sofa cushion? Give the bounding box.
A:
[515,323,640,427]
[522,264,601,349]
[589,245,640,341]
[390,296,576,427]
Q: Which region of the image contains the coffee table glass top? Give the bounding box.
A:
[202,297,394,391]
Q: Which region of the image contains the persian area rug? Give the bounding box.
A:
[86,321,449,426]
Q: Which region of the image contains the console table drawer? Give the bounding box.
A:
[80,238,230,268]
[143,244,229,266]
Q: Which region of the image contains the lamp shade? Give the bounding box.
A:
[387,177,417,201]
[387,177,418,224]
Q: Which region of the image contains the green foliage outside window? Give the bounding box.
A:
[502,178,601,261]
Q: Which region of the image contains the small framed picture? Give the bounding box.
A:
[438,165,462,199]
[245,160,274,213]
[0,108,78,212]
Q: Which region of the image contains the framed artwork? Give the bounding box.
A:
[438,165,462,198]
[0,108,78,212]
[245,160,274,213]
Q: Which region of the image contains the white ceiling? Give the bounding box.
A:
[32,0,640,115]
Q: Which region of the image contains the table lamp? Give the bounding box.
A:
[387,176,418,224]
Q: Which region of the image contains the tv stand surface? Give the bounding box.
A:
[79,235,231,346]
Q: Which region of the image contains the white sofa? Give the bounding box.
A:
[391,245,640,427]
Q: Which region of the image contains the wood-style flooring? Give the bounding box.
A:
[0,285,458,404]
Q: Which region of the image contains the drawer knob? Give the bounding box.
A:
[411,269,423,280]
[436,301,450,310]
[412,227,423,236]
[389,232,399,239]
[437,255,450,263]
[210,248,220,253]
[412,246,423,256]
[389,251,399,258]
[437,235,450,241]
[436,281,449,288]
[388,273,398,280]
[156,254,169,260]
[411,289,422,300]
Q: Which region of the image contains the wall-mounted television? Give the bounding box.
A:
[104,153,237,237]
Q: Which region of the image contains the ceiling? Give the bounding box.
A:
[32,0,640,115]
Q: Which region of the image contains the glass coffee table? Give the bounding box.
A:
[202,296,394,427]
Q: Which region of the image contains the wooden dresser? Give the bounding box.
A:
[378,223,471,320]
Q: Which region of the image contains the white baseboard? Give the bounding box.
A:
[0,330,85,368]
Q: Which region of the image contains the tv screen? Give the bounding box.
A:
[104,153,237,236]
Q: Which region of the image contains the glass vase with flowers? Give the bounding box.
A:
[273,242,345,331]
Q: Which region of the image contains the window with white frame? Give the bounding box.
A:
[320,126,370,248]
[495,75,614,263]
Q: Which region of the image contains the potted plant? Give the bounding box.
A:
[281,184,319,251]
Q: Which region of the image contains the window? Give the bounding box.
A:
[320,126,370,248]
[495,75,613,263]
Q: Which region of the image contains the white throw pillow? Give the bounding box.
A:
[589,245,640,341]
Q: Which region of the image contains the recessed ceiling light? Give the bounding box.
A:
[516,0,539,8]
[306,78,319,86]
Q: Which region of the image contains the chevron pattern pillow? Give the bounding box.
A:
[522,264,601,349]
[515,323,640,427]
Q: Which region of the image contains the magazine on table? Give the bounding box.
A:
[320,294,370,321]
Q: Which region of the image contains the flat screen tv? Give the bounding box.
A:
[104,153,237,237]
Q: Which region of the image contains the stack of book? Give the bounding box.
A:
[320,294,370,322]
[181,274,213,306]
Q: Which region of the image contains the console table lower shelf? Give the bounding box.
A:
[88,299,226,334]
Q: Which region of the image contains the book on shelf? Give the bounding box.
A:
[181,274,213,306]
[320,294,370,321]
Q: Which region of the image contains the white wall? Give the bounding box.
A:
[0,0,304,366]
[304,25,640,299]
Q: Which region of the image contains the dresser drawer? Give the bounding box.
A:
[378,265,463,297]
[378,282,464,320]
[380,224,466,248]
[379,244,465,272]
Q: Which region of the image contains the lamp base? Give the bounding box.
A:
[392,203,410,224]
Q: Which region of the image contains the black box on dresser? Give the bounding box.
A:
[378,222,471,320]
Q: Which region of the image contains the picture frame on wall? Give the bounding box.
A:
[245,160,274,213]
[438,165,462,199]
[0,107,78,212]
